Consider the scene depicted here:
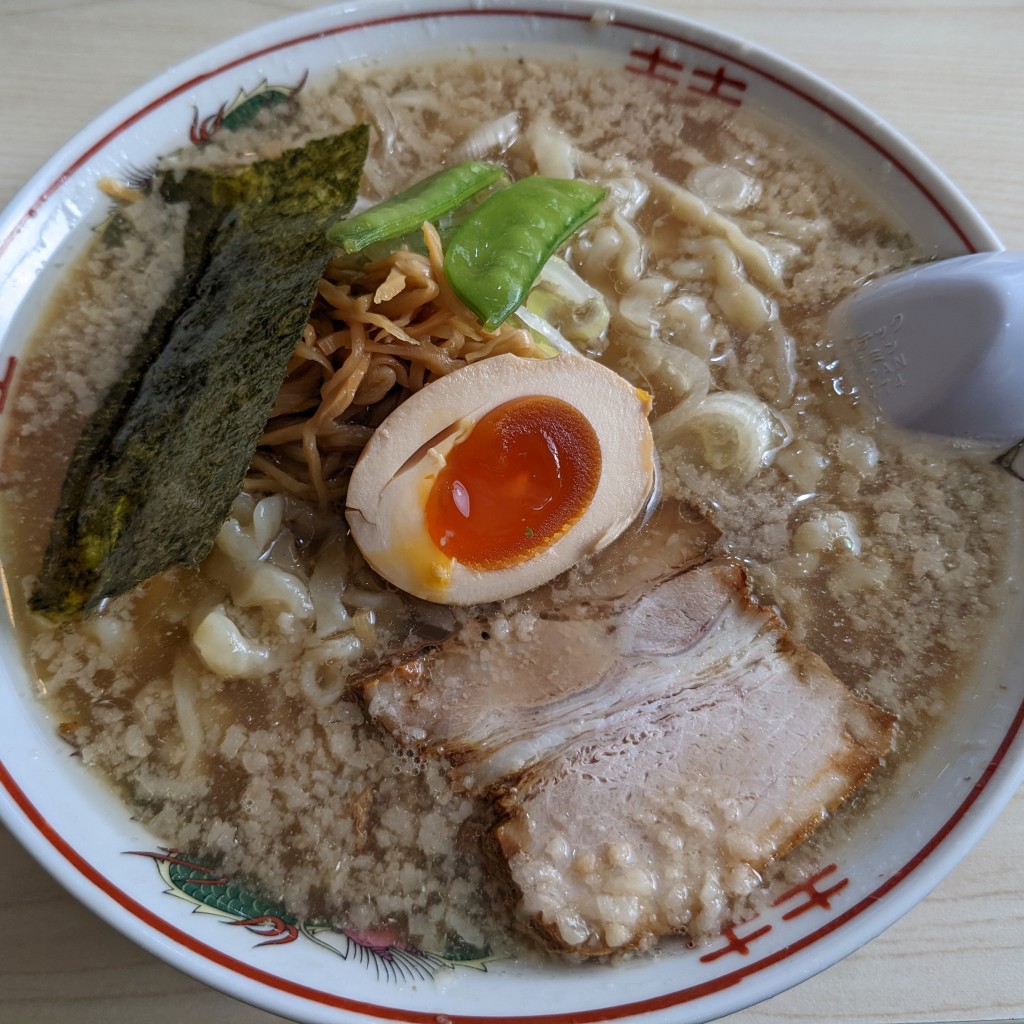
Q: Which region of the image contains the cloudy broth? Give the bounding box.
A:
[0,55,1018,958]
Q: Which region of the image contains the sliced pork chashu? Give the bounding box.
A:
[362,559,896,957]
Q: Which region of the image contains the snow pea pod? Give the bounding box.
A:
[445,176,606,331]
[326,161,505,253]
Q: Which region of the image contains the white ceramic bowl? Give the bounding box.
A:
[1,3,1022,1023]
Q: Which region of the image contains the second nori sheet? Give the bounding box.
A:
[31,125,370,619]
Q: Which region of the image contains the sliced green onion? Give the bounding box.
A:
[671,391,791,480]
[445,176,606,331]
[525,255,610,354]
[326,161,505,254]
[513,306,577,358]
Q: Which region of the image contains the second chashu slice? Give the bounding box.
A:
[360,552,896,957]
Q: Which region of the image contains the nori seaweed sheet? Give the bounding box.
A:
[30,125,369,619]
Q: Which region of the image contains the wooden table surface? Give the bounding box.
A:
[1,1,1022,1022]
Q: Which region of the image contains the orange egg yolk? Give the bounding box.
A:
[425,396,601,570]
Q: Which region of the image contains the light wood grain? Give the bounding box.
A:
[1,2,1022,1022]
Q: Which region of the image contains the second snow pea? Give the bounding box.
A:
[444,176,606,331]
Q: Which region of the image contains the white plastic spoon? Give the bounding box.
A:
[828,250,1024,446]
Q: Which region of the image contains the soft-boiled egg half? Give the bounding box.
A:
[345,353,656,605]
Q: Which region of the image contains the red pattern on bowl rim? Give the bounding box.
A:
[0,4,1020,1023]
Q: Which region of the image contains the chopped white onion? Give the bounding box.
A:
[449,111,520,162]
[519,256,611,356]
[524,118,578,179]
[514,306,578,357]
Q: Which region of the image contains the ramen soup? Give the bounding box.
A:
[1,56,1019,959]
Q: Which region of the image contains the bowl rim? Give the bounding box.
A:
[0,2,1020,1023]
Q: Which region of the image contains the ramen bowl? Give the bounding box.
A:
[0,3,1021,1023]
